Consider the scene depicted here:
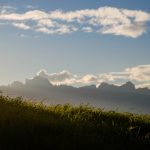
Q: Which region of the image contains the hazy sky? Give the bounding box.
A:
[0,0,150,88]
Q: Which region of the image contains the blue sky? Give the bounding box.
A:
[0,0,150,88]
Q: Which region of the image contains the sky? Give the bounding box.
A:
[0,0,150,88]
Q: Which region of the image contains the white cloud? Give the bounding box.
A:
[19,34,29,38]
[37,69,76,85]
[53,24,78,34]
[136,82,150,89]
[79,74,100,84]
[98,65,150,82]
[26,5,38,10]
[18,33,39,39]
[125,64,150,81]
[36,25,77,35]
[100,22,146,38]
[36,64,150,88]
[82,27,93,33]
[0,5,16,14]
[37,19,56,27]
[36,27,54,34]
[12,22,31,30]
[0,6,150,37]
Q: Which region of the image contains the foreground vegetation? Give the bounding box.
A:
[0,96,150,150]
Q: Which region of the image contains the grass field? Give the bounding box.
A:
[0,95,150,150]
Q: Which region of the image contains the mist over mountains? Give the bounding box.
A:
[0,76,150,114]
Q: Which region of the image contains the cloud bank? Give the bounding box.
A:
[0,6,150,37]
[36,64,150,88]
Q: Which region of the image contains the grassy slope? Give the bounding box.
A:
[0,96,150,150]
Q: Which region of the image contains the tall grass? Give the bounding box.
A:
[0,95,150,150]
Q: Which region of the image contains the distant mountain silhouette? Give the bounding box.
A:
[98,81,136,92]
[10,81,24,88]
[25,76,52,88]
[98,82,117,90]
[0,76,150,114]
[120,81,135,91]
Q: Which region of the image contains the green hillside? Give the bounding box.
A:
[0,96,150,150]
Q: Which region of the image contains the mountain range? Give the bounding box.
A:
[0,76,150,114]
